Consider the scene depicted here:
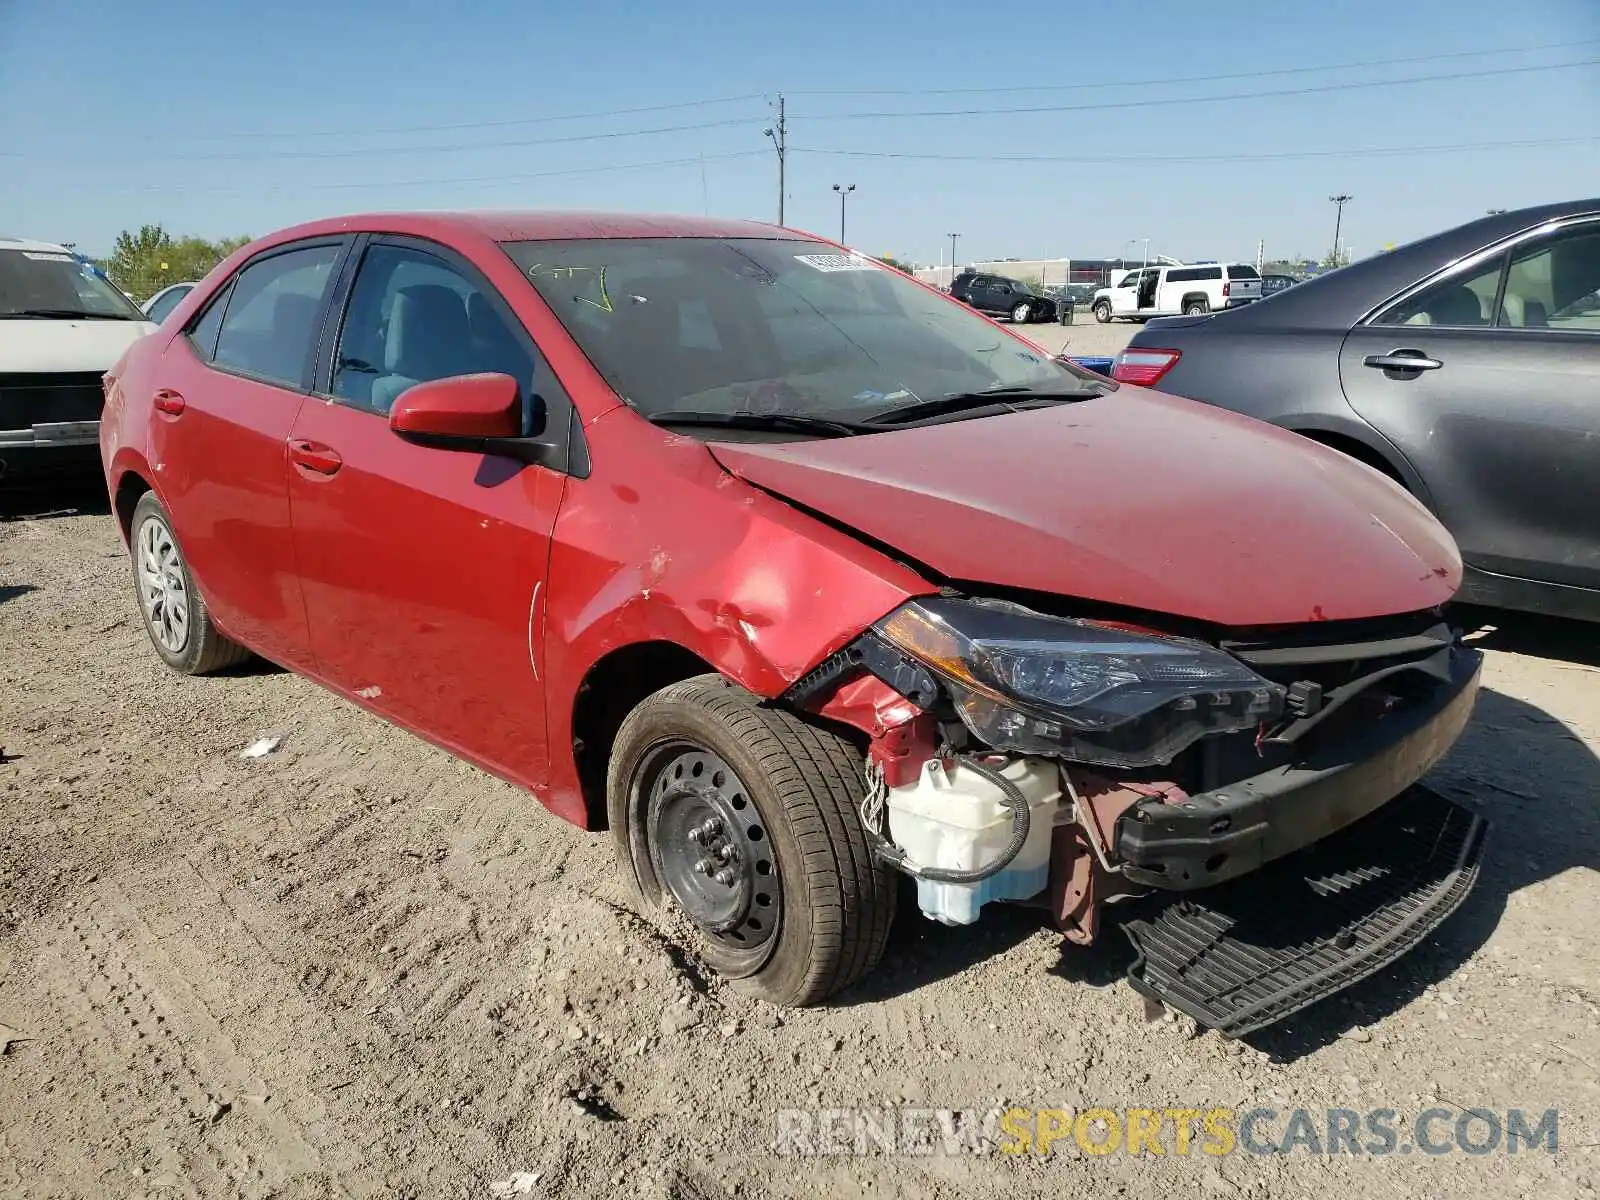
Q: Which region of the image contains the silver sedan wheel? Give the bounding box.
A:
[136,514,190,654]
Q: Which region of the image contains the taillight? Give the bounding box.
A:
[1111,348,1182,386]
[1223,280,1232,298]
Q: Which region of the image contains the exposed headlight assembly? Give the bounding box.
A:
[876,597,1283,769]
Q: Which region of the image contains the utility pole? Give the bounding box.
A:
[832,183,855,245]
[948,233,960,287]
[1141,237,1150,271]
[1329,194,1352,265]
[763,95,787,227]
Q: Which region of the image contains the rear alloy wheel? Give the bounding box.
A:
[1093,300,1113,323]
[1011,301,1032,323]
[129,491,251,675]
[608,674,895,1006]
[1183,299,1210,316]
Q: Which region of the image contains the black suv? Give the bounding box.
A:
[950,272,1058,323]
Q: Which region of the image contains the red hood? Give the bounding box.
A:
[707,390,1462,628]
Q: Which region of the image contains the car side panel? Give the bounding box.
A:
[1339,325,1600,592]
[537,409,932,827]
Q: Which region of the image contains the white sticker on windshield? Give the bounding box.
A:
[21,252,74,262]
[794,253,879,273]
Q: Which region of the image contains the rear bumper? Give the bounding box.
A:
[1116,644,1482,890]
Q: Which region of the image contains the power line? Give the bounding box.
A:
[794,58,1600,120]
[52,116,758,163]
[168,93,767,142]
[789,135,1600,166]
[94,150,769,195]
[788,38,1600,96]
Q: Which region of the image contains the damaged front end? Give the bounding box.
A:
[787,595,1488,1035]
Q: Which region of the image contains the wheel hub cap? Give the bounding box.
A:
[646,748,779,950]
[136,515,190,653]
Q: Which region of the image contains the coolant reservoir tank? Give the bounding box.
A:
[885,757,1062,926]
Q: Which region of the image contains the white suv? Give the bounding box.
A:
[1092,263,1263,323]
[1,237,155,485]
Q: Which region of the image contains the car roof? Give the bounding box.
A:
[0,235,72,255]
[1220,196,1600,328]
[261,210,801,245]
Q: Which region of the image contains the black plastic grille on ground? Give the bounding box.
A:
[1120,785,1487,1037]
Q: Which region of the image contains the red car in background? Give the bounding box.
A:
[100,212,1486,1034]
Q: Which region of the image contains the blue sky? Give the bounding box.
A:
[2,0,1597,265]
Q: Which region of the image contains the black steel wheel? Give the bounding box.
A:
[607,674,896,1006]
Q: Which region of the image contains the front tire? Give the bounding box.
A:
[607,674,895,1006]
[129,492,251,675]
[1010,301,1032,323]
[1093,300,1112,323]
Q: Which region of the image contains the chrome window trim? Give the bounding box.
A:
[1359,210,1600,328]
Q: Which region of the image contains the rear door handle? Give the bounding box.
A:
[153,389,186,416]
[1364,350,1443,373]
[288,438,343,476]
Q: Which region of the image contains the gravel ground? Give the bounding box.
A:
[2,481,1598,1200]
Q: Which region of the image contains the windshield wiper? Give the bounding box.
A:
[2,308,137,320]
[646,410,878,438]
[863,384,1108,427]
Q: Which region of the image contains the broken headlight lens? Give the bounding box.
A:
[876,597,1283,768]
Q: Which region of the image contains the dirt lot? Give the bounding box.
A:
[3,482,1599,1200]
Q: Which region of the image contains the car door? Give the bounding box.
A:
[149,238,348,667]
[1339,217,1600,592]
[285,235,571,785]
[1111,271,1142,316]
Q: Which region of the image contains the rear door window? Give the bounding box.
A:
[212,244,342,388]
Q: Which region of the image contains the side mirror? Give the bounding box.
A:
[389,373,551,464]
[390,372,523,441]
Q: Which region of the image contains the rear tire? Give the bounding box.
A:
[1183,299,1209,316]
[1093,300,1112,323]
[607,674,896,1007]
[129,491,252,675]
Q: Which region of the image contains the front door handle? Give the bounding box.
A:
[1364,350,1443,373]
[288,438,343,476]
[153,389,186,416]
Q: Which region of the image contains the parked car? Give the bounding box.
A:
[102,211,1486,1033]
[1,236,155,485]
[1116,198,1600,624]
[142,281,198,324]
[1092,263,1263,322]
[1260,273,1299,296]
[950,271,1059,323]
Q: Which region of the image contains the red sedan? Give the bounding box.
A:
[101,212,1484,1030]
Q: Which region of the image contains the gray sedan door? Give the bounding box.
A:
[1338,217,1600,593]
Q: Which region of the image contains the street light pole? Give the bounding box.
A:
[1329,194,1353,265]
[832,183,856,245]
[1141,237,1150,270]
[948,233,960,287]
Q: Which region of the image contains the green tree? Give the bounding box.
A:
[106,225,253,302]
[878,254,916,273]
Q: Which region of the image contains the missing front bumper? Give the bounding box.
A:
[1120,784,1486,1037]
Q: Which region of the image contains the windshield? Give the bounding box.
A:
[0,249,145,319]
[505,238,1100,423]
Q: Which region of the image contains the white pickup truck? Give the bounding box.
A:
[1092,263,1263,323]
